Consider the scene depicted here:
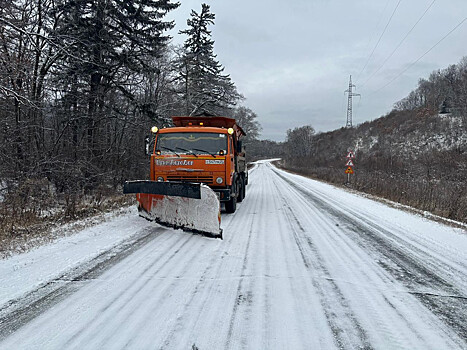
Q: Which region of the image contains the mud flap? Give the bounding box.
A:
[124,181,222,239]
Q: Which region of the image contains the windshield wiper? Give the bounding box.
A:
[175,147,198,157]
[160,146,180,157]
[192,148,216,158]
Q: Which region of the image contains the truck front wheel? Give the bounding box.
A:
[225,181,238,213]
[225,193,237,213]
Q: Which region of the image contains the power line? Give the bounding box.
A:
[372,16,467,94]
[357,0,403,79]
[360,0,392,63]
[361,0,436,88]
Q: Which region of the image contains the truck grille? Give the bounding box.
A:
[167,176,213,184]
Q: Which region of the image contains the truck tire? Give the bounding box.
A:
[225,182,238,213]
[225,193,237,213]
[237,177,245,202]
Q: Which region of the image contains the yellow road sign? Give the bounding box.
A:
[345,166,354,174]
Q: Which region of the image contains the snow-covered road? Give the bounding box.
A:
[1,160,466,349]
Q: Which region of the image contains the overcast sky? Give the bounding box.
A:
[167,0,467,141]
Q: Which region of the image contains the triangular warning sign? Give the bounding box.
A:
[345,166,354,174]
[346,151,355,159]
[346,159,354,167]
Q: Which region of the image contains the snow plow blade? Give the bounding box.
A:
[124,181,222,239]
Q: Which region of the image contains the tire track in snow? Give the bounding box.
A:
[271,168,462,349]
[228,164,286,349]
[280,168,467,285]
[274,168,467,347]
[157,170,264,349]
[0,225,166,340]
[267,179,335,349]
[223,197,258,349]
[156,165,273,349]
[2,230,186,348]
[157,210,252,349]
[225,161,337,349]
[275,169,465,291]
[99,234,211,348]
[63,233,202,349]
[273,175,374,350]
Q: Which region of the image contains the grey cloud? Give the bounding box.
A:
[168,0,467,141]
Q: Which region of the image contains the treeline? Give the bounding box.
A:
[282,57,467,223]
[247,139,284,162]
[395,56,467,116]
[230,107,284,161]
[0,1,261,228]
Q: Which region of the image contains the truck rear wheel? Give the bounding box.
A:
[237,177,245,203]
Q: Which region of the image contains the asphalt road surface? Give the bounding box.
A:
[0,160,466,349]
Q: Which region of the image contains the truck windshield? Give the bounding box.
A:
[156,132,227,155]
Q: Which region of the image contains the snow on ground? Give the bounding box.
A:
[0,160,465,349]
[0,207,153,308]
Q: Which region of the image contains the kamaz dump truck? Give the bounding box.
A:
[124,116,247,239]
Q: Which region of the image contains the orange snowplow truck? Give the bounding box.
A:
[123,116,247,239]
[151,116,247,211]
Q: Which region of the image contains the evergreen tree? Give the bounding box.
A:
[50,0,179,182]
[178,3,242,116]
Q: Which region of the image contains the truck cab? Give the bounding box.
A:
[149,116,247,213]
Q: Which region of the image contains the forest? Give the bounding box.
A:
[0,1,263,240]
[282,56,467,224]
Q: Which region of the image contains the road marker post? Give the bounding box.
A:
[345,150,355,185]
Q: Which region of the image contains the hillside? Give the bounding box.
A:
[282,58,467,223]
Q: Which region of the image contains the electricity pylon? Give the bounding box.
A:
[345,75,360,128]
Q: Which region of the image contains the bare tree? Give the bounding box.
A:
[232,106,261,141]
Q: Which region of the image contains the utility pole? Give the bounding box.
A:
[345,75,360,128]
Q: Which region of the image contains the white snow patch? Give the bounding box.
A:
[0,207,153,308]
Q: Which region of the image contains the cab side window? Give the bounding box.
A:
[229,137,234,154]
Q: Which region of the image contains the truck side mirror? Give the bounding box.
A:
[144,136,150,156]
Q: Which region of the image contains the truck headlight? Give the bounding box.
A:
[157,176,164,182]
[216,177,223,184]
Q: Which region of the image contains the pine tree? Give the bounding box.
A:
[177,3,242,116]
[51,0,179,172]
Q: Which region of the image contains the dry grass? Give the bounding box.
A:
[275,160,467,228]
[0,181,134,257]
